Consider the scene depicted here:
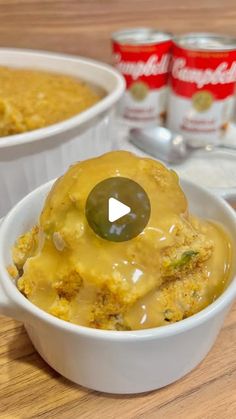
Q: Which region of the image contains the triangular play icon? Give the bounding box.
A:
[108,197,131,222]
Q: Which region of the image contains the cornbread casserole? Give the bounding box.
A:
[0,67,102,136]
[9,151,231,330]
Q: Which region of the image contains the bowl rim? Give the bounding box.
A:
[0,47,125,149]
[0,177,235,341]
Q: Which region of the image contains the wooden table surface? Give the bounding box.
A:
[0,1,236,418]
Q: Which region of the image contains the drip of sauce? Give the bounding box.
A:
[124,220,231,329]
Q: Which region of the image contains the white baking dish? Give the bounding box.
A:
[0,48,125,216]
[0,179,235,394]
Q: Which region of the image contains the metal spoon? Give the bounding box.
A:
[129,126,236,164]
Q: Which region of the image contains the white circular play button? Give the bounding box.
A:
[85,177,151,242]
[108,197,131,222]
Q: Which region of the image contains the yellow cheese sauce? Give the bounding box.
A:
[11,151,232,330]
[124,218,231,329]
[0,67,102,136]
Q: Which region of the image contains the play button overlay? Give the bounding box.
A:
[85,177,151,242]
[108,197,131,222]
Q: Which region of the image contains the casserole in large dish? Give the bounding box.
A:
[0,48,125,216]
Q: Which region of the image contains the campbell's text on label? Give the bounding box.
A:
[114,53,171,83]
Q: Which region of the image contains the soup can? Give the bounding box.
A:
[167,33,236,145]
[112,28,172,126]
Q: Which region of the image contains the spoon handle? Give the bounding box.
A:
[216,143,236,151]
[188,143,236,152]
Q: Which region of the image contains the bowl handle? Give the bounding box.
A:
[0,282,23,319]
[0,275,26,322]
[0,218,25,321]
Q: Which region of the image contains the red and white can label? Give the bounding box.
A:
[113,40,172,125]
[167,44,236,142]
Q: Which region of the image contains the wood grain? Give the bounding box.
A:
[0,0,236,63]
[0,1,236,417]
[0,304,235,419]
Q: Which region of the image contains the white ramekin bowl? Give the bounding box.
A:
[0,48,125,217]
[0,179,235,394]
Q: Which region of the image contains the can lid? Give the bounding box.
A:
[112,27,172,45]
[174,33,236,51]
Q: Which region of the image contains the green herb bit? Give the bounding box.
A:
[171,250,199,269]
